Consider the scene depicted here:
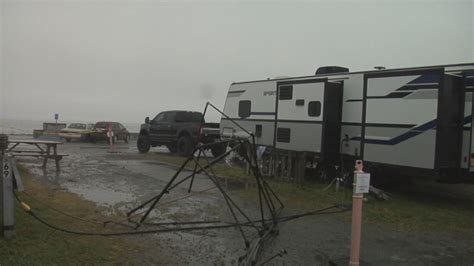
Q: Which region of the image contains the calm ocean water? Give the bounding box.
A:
[0,118,142,135]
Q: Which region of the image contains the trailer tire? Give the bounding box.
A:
[211,143,226,158]
[137,136,151,153]
[177,136,193,156]
[167,143,178,153]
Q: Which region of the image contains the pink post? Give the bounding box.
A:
[349,160,364,266]
[107,123,115,152]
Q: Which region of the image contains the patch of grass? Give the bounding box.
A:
[112,152,474,234]
[0,167,144,265]
[110,152,252,181]
[239,179,474,234]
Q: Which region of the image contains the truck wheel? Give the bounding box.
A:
[137,136,151,153]
[177,136,193,156]
[211,143,226,158]
[167,143,178,153]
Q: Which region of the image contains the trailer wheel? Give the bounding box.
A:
[211,143,226,158]
[137,136,151,153]
[177,136,193,156]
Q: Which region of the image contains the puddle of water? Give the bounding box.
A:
[64,183,135,206]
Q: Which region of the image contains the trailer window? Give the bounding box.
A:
[279,85,293,100]
[308,101,321,117]
[239,100,251,118]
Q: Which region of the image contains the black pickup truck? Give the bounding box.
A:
[137,110,226,157]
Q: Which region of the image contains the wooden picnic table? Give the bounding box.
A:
[7,139,66,171]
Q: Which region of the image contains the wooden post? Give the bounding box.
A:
[0,134,14,239]
[286,152,293,180]
[2,157,14,239]
[280,154,286,180]
[294,152,306,182]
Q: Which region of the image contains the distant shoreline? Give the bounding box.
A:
[0,118,141,134]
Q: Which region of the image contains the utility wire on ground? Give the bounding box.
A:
[14,189,350,237]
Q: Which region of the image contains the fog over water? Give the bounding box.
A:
[1,0,473,131]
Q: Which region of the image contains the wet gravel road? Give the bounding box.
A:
[17,138,474,265]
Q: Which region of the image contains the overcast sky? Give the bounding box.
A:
[1,0,473,123]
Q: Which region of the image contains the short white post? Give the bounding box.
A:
[0,134,14,239]
[107,124,115,152]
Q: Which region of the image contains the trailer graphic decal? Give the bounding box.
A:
[347,74,440,102]
[351,115,472,145]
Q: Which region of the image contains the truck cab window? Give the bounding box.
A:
[163,112,176,122]
[239,100,251,118]
[153,113,165,122]
[308,101,321,117]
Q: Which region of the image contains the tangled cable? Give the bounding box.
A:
[14,190,350,237]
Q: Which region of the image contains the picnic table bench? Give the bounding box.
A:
[7,139,67,171]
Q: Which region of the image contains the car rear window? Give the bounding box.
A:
[68,123,86,129]
[95,122,110,129]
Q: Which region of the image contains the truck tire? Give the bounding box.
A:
[167,143,178,153]
[177,136,193,156]
[137,136,151,153]
[211,143,226,158]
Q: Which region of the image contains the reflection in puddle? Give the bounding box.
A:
[64,183,135,206]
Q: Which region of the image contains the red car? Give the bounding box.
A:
[88,122,130,143]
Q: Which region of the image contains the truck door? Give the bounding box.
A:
[149,113,164,142]
[156,112,177,142]
[150,112,175,143]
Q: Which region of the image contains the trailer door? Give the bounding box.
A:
[466,72,474,171]
[274,79,326,153]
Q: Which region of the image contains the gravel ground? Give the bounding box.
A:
[15,137,474,265]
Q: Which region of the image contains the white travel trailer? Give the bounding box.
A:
[220,63,474,178]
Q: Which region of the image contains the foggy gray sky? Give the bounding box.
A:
[1,0,473,123]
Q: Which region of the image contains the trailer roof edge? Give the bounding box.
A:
[230,62,474,85]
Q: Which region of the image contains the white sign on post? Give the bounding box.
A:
[354,173,371,194]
